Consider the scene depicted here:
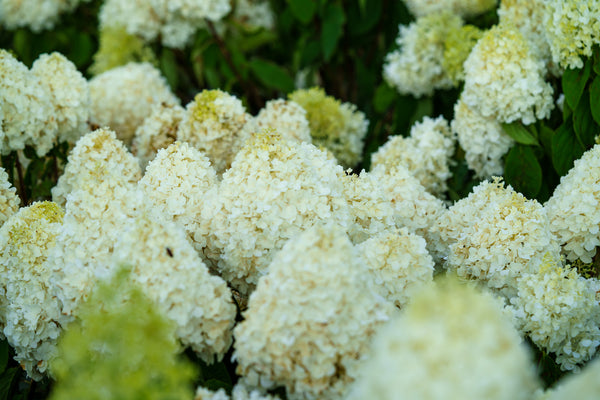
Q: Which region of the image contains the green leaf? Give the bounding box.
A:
[0,340,7,373]
[539,123,554,155]
[504,144,542,199]
[160,49,179,89]
[552,117,585,176]
[590,75,600,125]
[593,45,600,75]
[501,122,540,146]
[287,0,317,24]
[373,83,397,113]
[562,61,591,109]
[573,91,596,148]
[321,3,345,62]
[0,368,19,400]
[249,59,294,93]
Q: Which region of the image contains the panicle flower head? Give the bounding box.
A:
[177,89,250,174]
[288,87,368,167]
[0,202,64,379]
[538,358,600,399]
[347,277,540,400]
[233,223,394,400]
[462,23,554,124]
[89,62,179,145]
[0,167,19,227]
[442,24,483,84]
[402,0,497,18]
[233,0,275,31]
[241,99,311,146]
[0,0,91,32]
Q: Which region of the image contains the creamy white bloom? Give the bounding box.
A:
[132,104,185,169]
[544,0,600,69]
[138,141,217,257]
[195,383,280,400]
[545,144,600,263]
[99,0,162,44]
[371,116,455,196]
[347,278,540,400]
[451,97,514,178]
[31,52,90,145]
[233,0,274,31]
[0,0,90,32]
[89,62,179,145]
[0,167,19,227]
[0,202,64,380]
[206,132,351,294]
[178,89,250,174]
[234,223,394,400]
[52,128,141,208]
[402,0,497,18]
[241,99,311,146]
[356,228,434,308]
[509,255,600,370]
[462,24,554,125]
[539,358,600,400]
[383,12,461,98]
[434,178,561,298]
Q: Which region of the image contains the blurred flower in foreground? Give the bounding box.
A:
[402,0,497,19]
[0,0,91,32]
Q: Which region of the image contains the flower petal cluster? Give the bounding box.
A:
[177,89,250,174]
[402,0,497,18]
[1,51,89,156]
[356,228,434,308]
[545,144,600,263]
[90,27,157,76]
[0,0,90,32]
[462,24,554,125]
[233,223,394,400]
[434,178,561,298]
[371,116,455,196]
[233,0,274,31]
[544,0,600,69]
[383,12,462,98]
[195,383,280,400]
[89,62,179,145]
[206,132,351,294]
[347,278,540,400]
[138,141,217,257]
[0,167,19,227]
[509,255,600,370]
[451,96,514,178]
[442,24,483,84]
[241,99,311,146]
[538,358,600,399]
[288,87,368,168]
[0,202,64,379]
[132,104,185,169]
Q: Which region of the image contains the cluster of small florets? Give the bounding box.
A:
[241,99,311,146]
[0,167,19,226]
[0,0,91,32]
[1,50,90,156]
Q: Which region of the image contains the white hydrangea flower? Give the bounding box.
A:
[341,170,397,244]
[545,144,600,263]
[0,167,19,227]
[544,0,600,69]
[539,358,600,400]
[371,116,455,196]
[30,52,90,145]
[99,0,162,44]
[111,201,236,362]
[89,62,179,146]
[233,0,274,31]
[233,223,394,400]
[138,141,217,257]
[383,12,462,98]
[153,0,231,22]
[206,132,352,294]
[402,0,497,18]
[509,255,600,371]
[177,89,250,174]
[347,278,540,400]
[462,24,554,125]
[356,228,434,308]
[195,383,280,400]
[0,202,64,380]
[451,97,514,178]
[0,50,55,156]
[241,99,311,146]
[0,0,91,32]
[370,165,447,261]
[434,178,561,298]
[51,128,142,208]
[131,103,185,169]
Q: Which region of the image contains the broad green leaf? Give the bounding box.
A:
[590,75,600,125]
[594,45,600,75]
[287,0,317,24]
[160,49,179,90]
[321,4,345,62]
[573,91,596,148]
[347,0,382,36]
[249,59,294,93]
[504,144,542,199]
[552,117,585,176]
[562,60,591,109]
[373,82,397,113]
[0,368,18,400]
[539,123,554,155]
[501,122,539,146]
